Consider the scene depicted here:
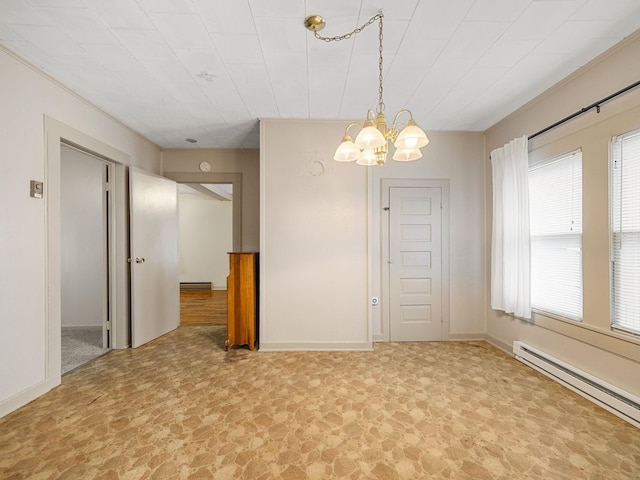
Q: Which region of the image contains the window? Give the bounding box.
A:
[529,151,582,320]
[611,130,640,335]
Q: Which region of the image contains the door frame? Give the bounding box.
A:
[164,172,243,252]
[45,117,130,388]
[380,179,450,342]
[60,143,113,351]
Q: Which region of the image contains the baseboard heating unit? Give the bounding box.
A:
[513,341,640,428]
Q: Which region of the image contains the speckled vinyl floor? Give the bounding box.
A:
[1,325,638,479]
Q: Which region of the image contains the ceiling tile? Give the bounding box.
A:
[83,0,153,29]
[173,48,225,76]
[2,0,639,148]
[136,0,196,15]
[571,0,640,21]
[405,0,475,39]
[464,0,532,22]
[191,0,254,34]
[254,17,307,54]
[40,7,118,44]
[360,0,420,21]
[249,0,305,18]
[476,39,540,68]
[27,0,83,6]
[439,21,510,58]
[503,0,585,40]
[0,23,24,41]
[111,28,175,61]
[211,33,264,65]
[149,13,213,49]
[81,44,146,72]
[533,20,617,55]
[9,24,87,57]
[1,0,51,25]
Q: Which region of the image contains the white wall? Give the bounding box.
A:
[260,120,370,350]
[484,32,640,396]
[61,147,106,327]
[178,192,232,289]
[370,132,487,341]
[0,46,161,417]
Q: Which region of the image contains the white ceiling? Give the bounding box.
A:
[1,0,639,149]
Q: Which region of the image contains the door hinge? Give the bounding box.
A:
[106,320,111,331]
[105,182,110,192]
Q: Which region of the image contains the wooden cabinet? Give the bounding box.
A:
[226,252,258,350]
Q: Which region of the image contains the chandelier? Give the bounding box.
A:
[304,12,429,166]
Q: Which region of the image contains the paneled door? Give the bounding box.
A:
[389,187,442,341]
[130,167,179,348]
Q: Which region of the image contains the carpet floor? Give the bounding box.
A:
[61,326,110,375]
[1,325,639,479]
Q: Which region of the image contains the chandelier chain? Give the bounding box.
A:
[378,15,384,114]
[313,12,383,42]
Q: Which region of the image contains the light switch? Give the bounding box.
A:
[30,180,43,199]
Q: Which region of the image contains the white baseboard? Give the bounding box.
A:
[447,332,487,341]
[484,335,513,356]
[259,341,373,352]
[0,378,56,418]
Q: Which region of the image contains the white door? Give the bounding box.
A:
[130,167,179,348]
[389,187,442,341]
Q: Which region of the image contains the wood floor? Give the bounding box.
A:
[180,289,227,326]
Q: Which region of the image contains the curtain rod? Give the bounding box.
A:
[528,79,640,140]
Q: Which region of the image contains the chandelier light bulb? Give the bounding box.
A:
[333,135,361,162]
[394,120,429,150]
[356,149,378,166]
[354,122,386,150]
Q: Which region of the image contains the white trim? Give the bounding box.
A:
[0,380,52,418]
[448,333,487,342]
[259,342,373,352]
[484,335,513,355]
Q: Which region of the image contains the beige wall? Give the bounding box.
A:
[369,132,487,341]
[0,46,162,417]
[484,32,640,396]
[260,119,370,350]
[162,149,260,252]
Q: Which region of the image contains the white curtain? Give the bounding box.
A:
[490,135,531,319]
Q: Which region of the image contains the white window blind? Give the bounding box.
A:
[529,151,583,320]
[611,130,640,335]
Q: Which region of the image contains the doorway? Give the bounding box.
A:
[60,143,112,373]
[177,183,233,326]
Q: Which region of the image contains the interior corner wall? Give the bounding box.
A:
[483,31,640,396]
[162,149,260,252]
[0,46,161,418]
[259,119,370,351]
